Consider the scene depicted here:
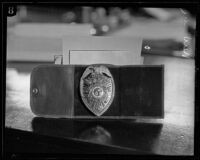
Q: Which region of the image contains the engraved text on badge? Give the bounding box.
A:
[80,65,115,116]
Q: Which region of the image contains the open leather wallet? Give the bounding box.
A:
[30,64,164,119]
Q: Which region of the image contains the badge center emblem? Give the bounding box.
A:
[92,87,104,98]
[80,65,115,116]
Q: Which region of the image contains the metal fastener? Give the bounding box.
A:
[32,88,38,95]
[144,45,151,50]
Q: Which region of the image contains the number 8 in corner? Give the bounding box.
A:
[7,6,17,17]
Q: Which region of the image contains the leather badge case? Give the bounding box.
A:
[30,64,164,119]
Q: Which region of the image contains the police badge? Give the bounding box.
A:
[80,65,115,116]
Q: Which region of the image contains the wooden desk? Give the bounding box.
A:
[5,55,194,155]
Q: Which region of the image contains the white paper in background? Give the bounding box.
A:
[69,50,143,65]
[7,24,92,62]
[63,36,143,65]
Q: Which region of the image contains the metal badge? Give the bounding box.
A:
[80,65,115,116]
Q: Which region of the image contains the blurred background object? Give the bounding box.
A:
[7,6,196,63]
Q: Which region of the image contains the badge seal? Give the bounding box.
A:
[80,65,115,116]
